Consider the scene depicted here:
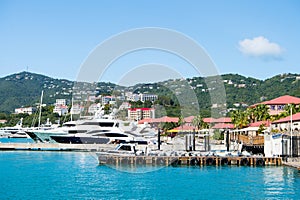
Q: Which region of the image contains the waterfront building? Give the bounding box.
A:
[264,132,300,157]
[202,117,234,129]
[138,116,178,125]
[271,112,300,132]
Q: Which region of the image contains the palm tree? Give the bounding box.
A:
[284,104,297,116]
[258,123,266,134]
[272,104,299,120]
[253,104,270,121]
[178,116,185,128]
[230,110,249,129]
[246,108,255,123]
[192,114,205,130]
[159,122,177,133]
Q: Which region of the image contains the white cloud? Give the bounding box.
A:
[239,36,283,58]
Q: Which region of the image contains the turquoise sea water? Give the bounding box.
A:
[0,140,300,199]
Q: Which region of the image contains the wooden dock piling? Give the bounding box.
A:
[98,155,282,167]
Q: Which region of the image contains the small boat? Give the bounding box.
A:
[0,118,29,138]
[97,143,148,165]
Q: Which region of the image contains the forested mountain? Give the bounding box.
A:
[0,71,299,114]
[0,72,118,113]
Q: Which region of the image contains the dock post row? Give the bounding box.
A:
[99,156,282,167]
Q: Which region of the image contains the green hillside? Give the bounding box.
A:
[0,71,299,115]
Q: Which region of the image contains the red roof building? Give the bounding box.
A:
[211,123,234,129]
[249,120,271,127]
[171,125,197,131]
[184,116,195,124]
[137,116,178,124]
[273,113,300,123]
[203,117,231,123]
[250,95,300,115]
[272,112,300,131]
[128,108,155,121]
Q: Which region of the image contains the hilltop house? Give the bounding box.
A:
[53,99,68,116]
[15,106,37,115]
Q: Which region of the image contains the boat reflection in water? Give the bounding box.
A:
[263,167,297,197]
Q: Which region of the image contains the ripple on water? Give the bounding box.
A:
[0,152,299,199]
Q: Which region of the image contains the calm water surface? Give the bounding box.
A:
[0,141,299,199]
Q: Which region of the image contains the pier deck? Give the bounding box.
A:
[283,158,300,171]
[0,142,115,151]
[284,162,300,170]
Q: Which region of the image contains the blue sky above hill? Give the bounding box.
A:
[0,0,299,85]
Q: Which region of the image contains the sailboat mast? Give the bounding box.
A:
[71,98,73,121]
[38,90,44,127]
[290,106,293,157]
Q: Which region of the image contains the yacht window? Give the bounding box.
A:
[99,122,115,127]
[92,133,128,137]
[104,133,128,137]
[119,145,132,151]
[82,122,101,126]
[88,130,109,134]
[63,124,76,127]
[81,122,115,127]
[68,130,87,134]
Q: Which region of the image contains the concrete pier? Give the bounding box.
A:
[0,142,115,152]
[283,158,300,171]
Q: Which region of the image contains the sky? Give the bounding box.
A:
[0,0,299,86]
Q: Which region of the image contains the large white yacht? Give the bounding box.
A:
[27,110,155,144]
[50,126,148,145]
[26,115,118,143]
